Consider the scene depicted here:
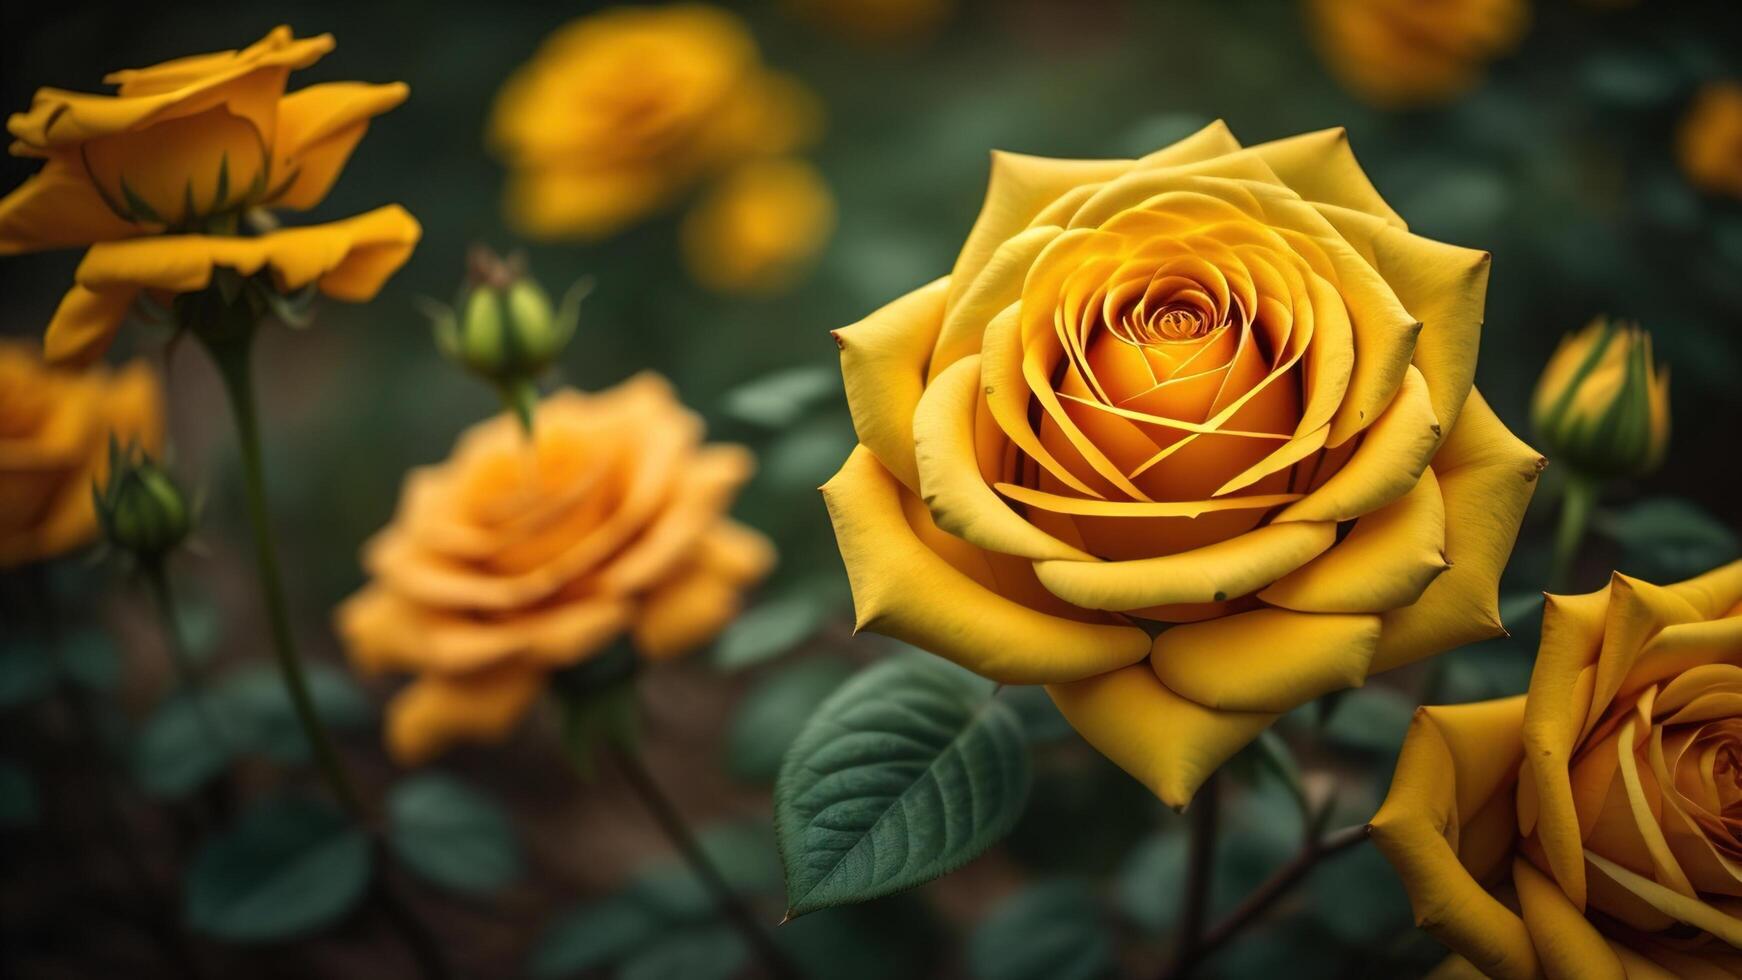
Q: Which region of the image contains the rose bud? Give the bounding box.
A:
[426,245,588,433]
[93,439,191,563]
[1531,318,1670,480]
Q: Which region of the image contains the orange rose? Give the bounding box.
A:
[336,376,774,764]
[1678,81,1742,198]
[0,340,163,566]
[1373,561,1742,978]
[1308,0,1528,109]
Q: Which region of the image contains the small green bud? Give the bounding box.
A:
[94,439,192,561]
[1531,317,1670,479]
[424,245,589,434]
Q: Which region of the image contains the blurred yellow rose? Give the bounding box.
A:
[823,121,1542,808]
[1532,318,1669,480]
[1679,81,1742,198]
[1307,0,1528,109]
[0,341,163,567]
[1373,561,1742,979]
[681,157,834,293]
[336,376,774,764]
[784,0,956,44]
[0,26,420,364]
[489,5,820,241]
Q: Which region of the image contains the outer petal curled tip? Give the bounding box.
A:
[1046,663,1275,809]
[836,277,948,492]
[269,81,412,211]
[822,445,1149,685]
[1370,389,1541,675]
[1371,703,1541,980]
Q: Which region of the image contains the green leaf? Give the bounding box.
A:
[0,759,39,829]
[387,773,521,896]
[727,658,854,782]
[967,880,1114,980]
[722,365,841,428]
[713,591,831,672]
[185,797,372,942]
[216,663,372,763]
[1113,831,1187,935]
[0,640,56,709]
[775,656,1031,916]
[133,692,242,799]
[529,896,666,979]
[529,822,778,979]
[1595,497,1741,582]
[618,923,747,980]
[58,630,121,691]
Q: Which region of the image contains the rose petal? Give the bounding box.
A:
[822,445,1149,684]
[1045,662,1275,809]
[1149,607,1378,712]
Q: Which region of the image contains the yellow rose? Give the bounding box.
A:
[0,340,163,567]
[681,157,834,293]
[0,26,420,364]
[489,4,819,241]
[1532,318,1669,480]
[1679,82,1742,198]
[823,121,1543,808]
[336,376,774,764]
[1372,562,1742,979]
[1307,0,1528,108]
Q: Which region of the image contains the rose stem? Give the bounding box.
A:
[201,330,366,819]
[1157,822,1371,980]
[141,561,232,756]
[1171,768,1221,971]
[25,563,210,980]
[1549,470,1599,593]
[200,329,453,980]
[611,747,801,980]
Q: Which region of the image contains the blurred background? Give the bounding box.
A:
[2,0,1740,977]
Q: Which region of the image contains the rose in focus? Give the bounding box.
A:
[0,341,163,567]
[824,121,1541,807]
[1373,561,1742,978]
[489,5,819,241]
[0,26,420,364]
[337,376,774,764]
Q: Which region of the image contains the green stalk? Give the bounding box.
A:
[198,330,366,820]
[141,561,228,749]
[1550,471,1599,593]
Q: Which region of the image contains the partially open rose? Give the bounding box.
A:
[1373,562,1742,978]
[0,25,419,364]
[823,122,1542,807]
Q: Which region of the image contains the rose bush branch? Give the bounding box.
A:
[1159,821,1372,980]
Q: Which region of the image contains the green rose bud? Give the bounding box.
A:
[1531,317,1671,480]
[93,439,192,562]
[425,245,588,433]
